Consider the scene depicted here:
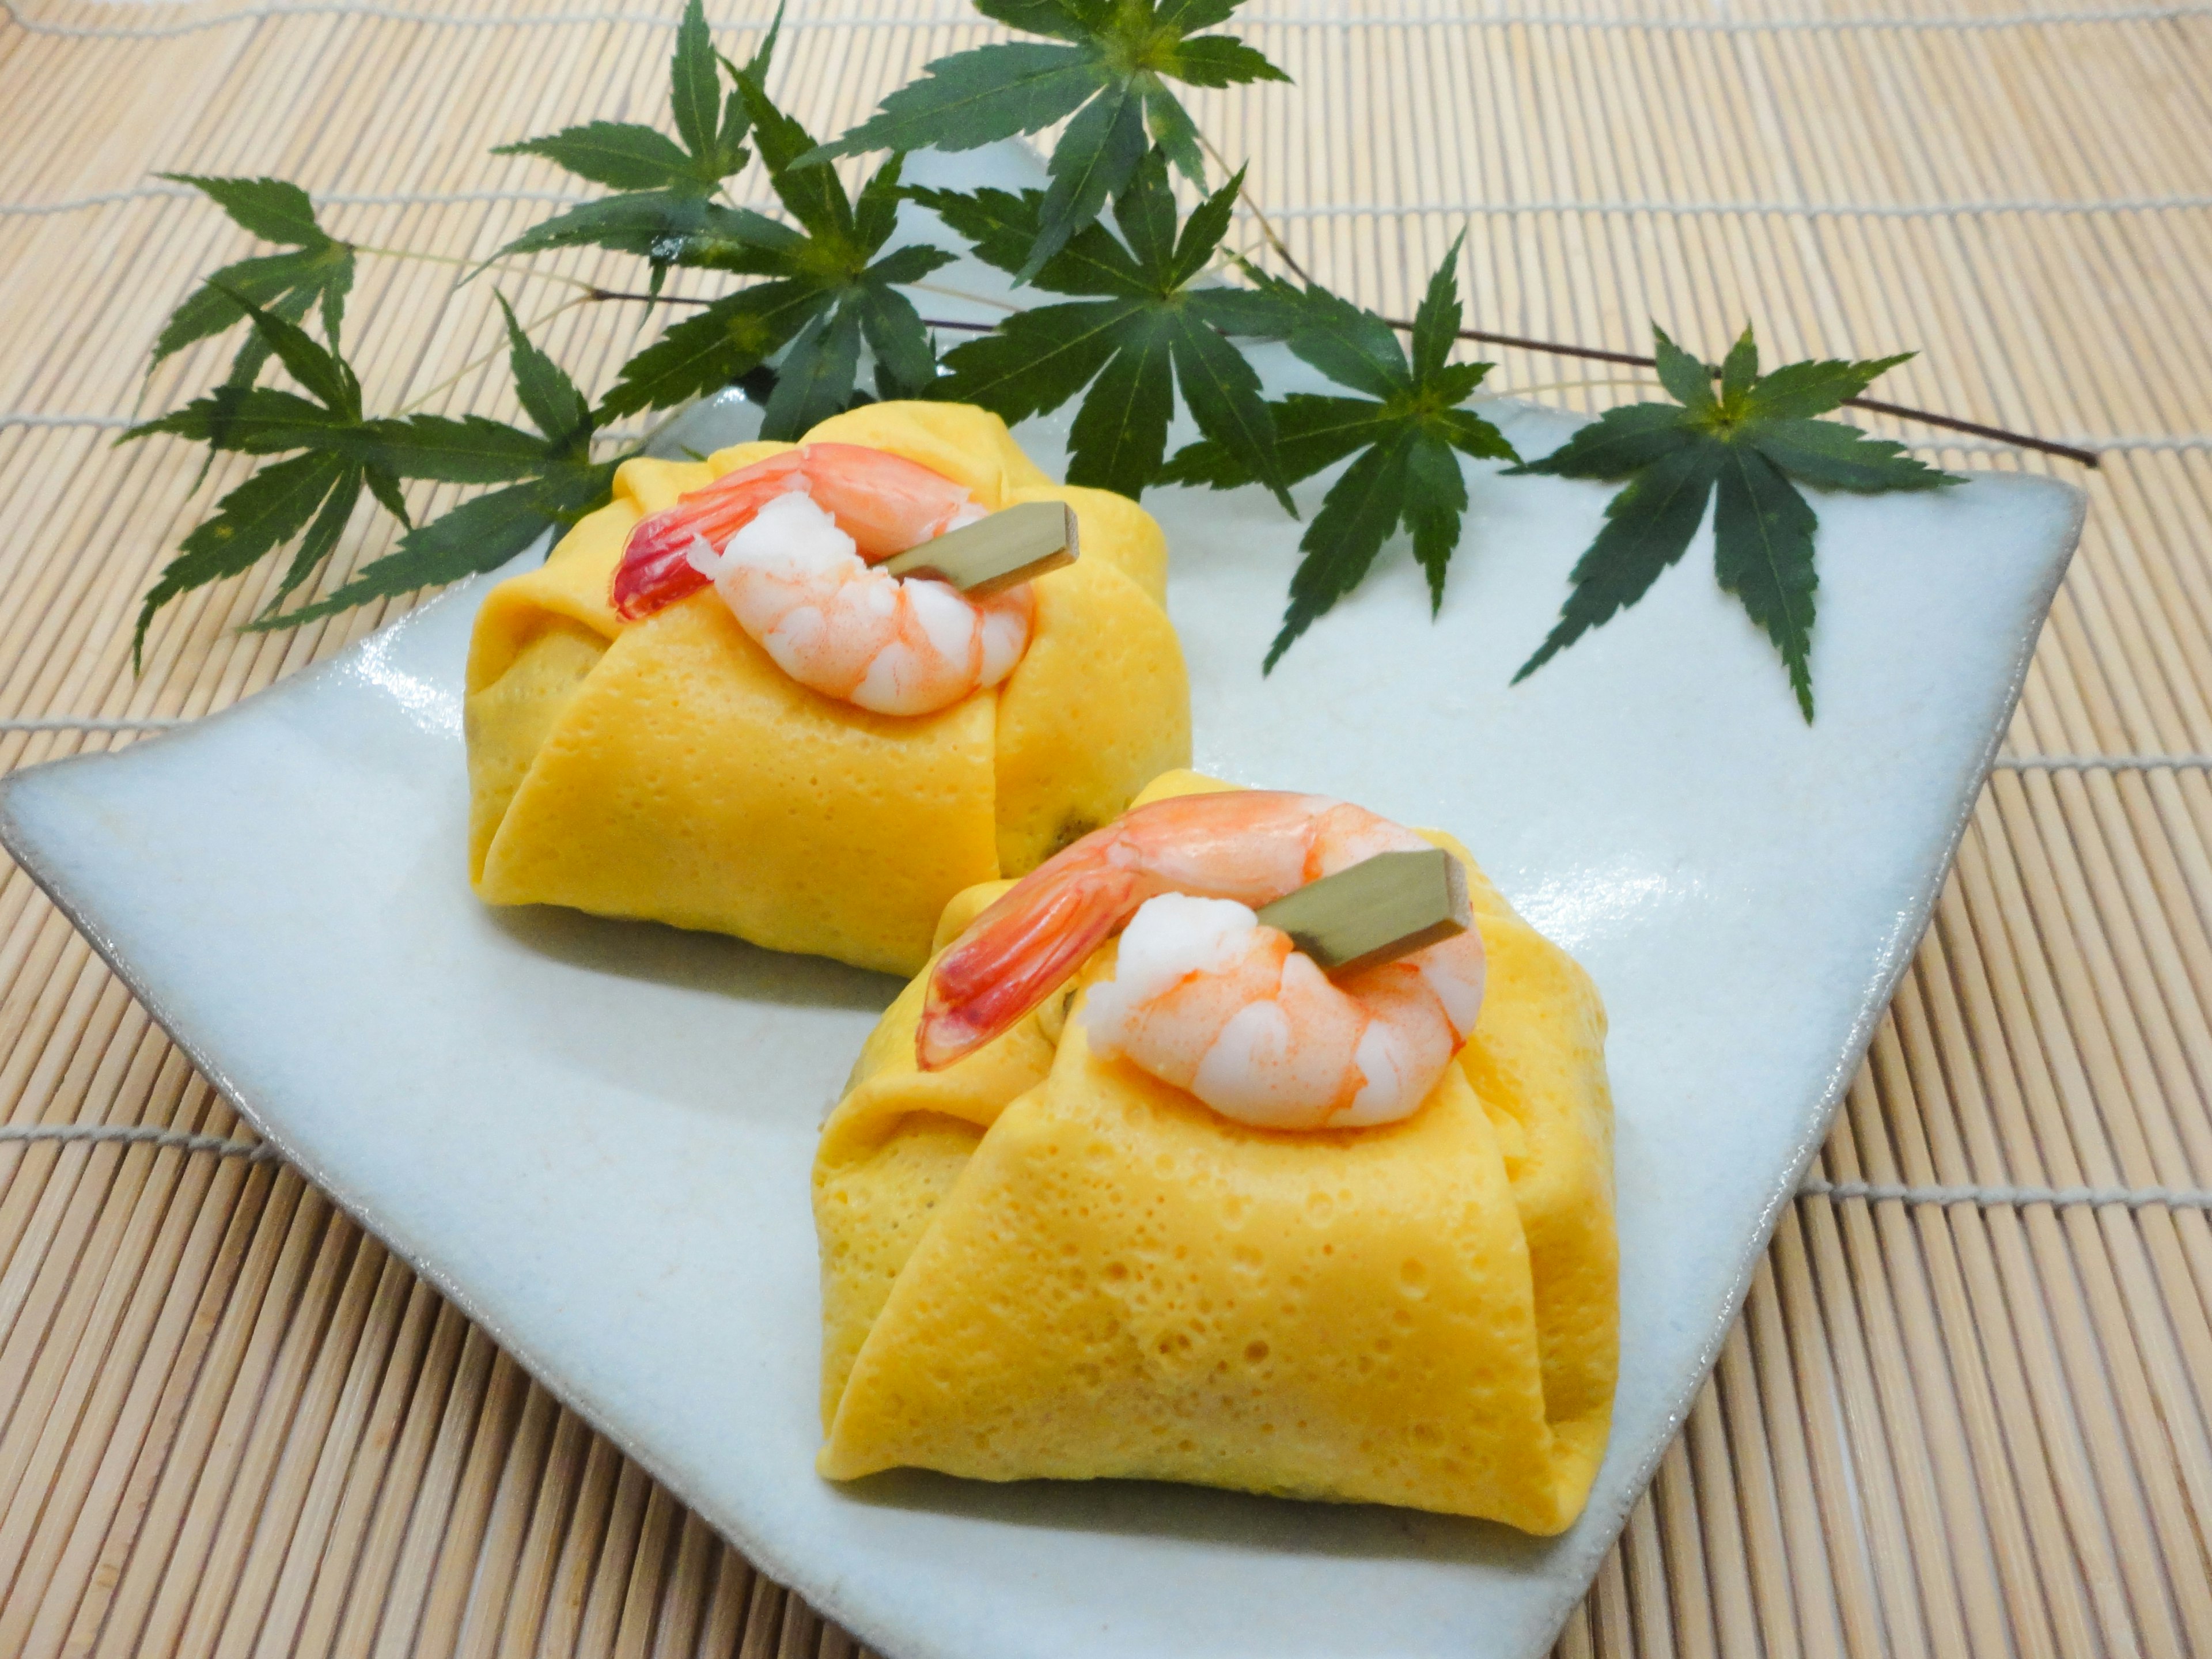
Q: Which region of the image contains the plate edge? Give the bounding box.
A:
[1516,463,2092,1643]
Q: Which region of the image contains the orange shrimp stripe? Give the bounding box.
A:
[463,403,1191,976]
[813,768,1619,1533]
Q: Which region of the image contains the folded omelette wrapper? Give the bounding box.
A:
[814,771,1618,1533]
[465,403,1191,975]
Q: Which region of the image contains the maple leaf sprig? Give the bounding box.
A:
[126,287,384,664]
[487,0,770,288]
[149,176,355,389]
[127,0,946,664]
[1155,234,1518,668]
[800,0,1288,279]
[126,0,2007,728]
[592,60,956,435]
[1509,327,1958,721]
[911,149,1292,505]
[125,294,623,661]
[253,298,622,631]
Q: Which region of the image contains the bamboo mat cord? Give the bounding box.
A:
[1,0,2210,1655]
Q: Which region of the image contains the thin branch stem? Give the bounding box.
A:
[1195,128,1313,287]
[585,288,704,305]
[1480,376,1658,401]
[581,276,1021,320]
[596,401,699,454]
[581,286,1001,334]
[596,281,2094,464]
[351,242,601,295]
[1840,392,2095,463]
[1377,316,2099,466]
[397,294,586,415]
[1182,119,2090,464]
[581,244,2094,466]
[905,276,1024,315]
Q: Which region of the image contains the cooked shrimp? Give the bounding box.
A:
[687,492,1032,717]
[611,442,986,621]
[917,791,1486,1130]
[612,442,1037,717]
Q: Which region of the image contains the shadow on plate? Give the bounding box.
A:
[483,900,903,1016]
[836,1466,1558,1570]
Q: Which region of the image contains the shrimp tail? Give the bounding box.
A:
[611,509,714,619]
[611,452,809,621]
[918,853,1141,1070]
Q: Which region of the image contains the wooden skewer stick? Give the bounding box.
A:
[1255,847,1472,976]
[879,501,1078,597]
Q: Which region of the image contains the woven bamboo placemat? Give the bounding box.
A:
[1,0,2208,1653]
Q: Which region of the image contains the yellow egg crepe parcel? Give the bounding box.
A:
[813,771,1618,1534]
[464,403,1191,975]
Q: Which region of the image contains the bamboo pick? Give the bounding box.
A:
[878,500,1077,596]
[1680,1382,1755,1658]
[1253,849,1471,975]
[0,966,141,1293]
[698,1542,761,1659]
[1711,1327,1808,1659]
[1619,1490,1679,1659]
[737,1577,788,1659]
[406,1346,533,1658]
[1925,881,2139,1656]
[0,996,168,1415]
[1951,815,2192,1650]
[654,1509,720,1659]
[450,1378,563,1657]
[1652,1434,1715,1658]
[1887,968,2084,1659]
[1815,1069,1968,1657]
[490,1402,594,1659]
[1855,1015,2050,1659]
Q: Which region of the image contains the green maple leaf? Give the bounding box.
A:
[799,0,1288,278]
[1508,325,1957,721]
[252,296,619,627]
[1157,233,1517,668]
[913,149,1291,506]
[128,288,622,661]
[130,285,373,665]
[595,69,955,435]
[150,176,356,388]
[488,0,772,281]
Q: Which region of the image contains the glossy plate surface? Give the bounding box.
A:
[0,147,2082,1659]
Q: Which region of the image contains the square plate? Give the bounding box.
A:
[0,154,2082,1659]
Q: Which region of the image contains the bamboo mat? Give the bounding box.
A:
[0,0,2208,1653]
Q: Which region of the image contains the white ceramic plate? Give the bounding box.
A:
[0,149,2082,1659]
